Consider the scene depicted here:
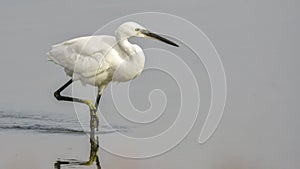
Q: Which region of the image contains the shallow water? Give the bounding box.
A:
[0,110,128,135]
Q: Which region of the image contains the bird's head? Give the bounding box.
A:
[115,22,179,47]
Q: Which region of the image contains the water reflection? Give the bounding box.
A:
[54,129,101,168]
[54,134,101,169]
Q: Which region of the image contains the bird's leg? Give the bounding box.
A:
[92,88,102,131]
[82,100,98,133]
[95,92,102,112]
[54,79,99,132]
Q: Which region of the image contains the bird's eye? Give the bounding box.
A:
[135,28,140,31]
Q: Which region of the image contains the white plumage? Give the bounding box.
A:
[48,22,178,95]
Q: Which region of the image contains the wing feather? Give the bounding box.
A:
[47,35,117,77]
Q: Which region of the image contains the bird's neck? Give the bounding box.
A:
[115,30,138,55]
[117,38,145,65]
[116,30,144,62]
[114,35,145,82]
[117,38,136,56]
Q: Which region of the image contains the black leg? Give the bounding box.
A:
[94,91,102,112]
[54,79,87,105]
[93,88,102,131]
[54,79,99,131]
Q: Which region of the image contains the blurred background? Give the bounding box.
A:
[0,0,299,169]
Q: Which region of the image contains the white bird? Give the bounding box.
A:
[47,22,179,131]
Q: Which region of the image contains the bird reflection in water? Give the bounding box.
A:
[54,128,101,169]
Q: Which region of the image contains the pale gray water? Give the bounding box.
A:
[0,0,300,169]
[0,110,128,134]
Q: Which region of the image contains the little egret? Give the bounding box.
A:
[47,22,179,131]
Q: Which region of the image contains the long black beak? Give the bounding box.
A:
[141,30,179,47]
